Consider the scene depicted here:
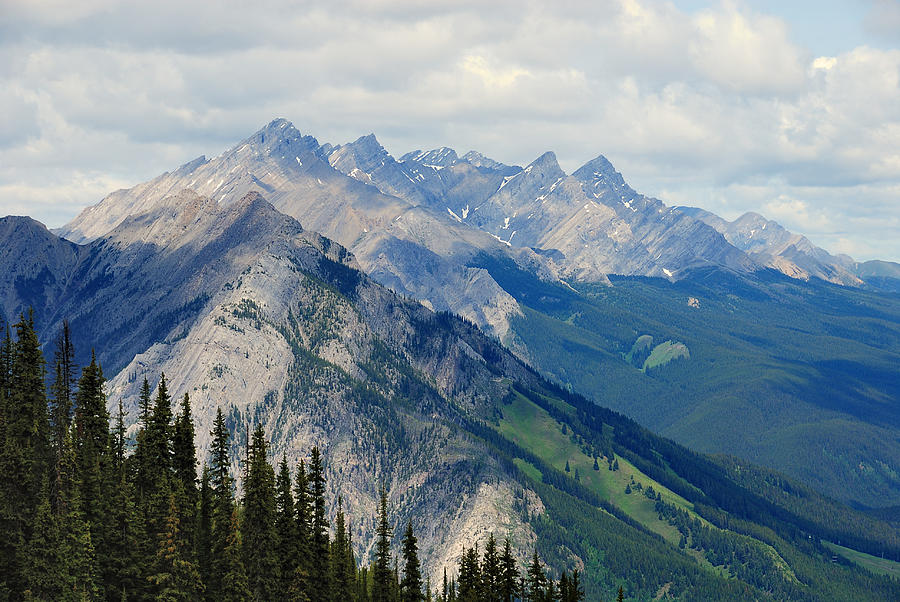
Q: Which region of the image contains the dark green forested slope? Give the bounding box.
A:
[468,253,900,509]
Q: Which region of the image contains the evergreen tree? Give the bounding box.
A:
[400,520,423,602]
[558,571,570,602]
[2,312,51,596]
[500,537,519,602]
[61,477,99,601]
[197,464,214,597]
[544,578,558,602]
[570,570,584,602]
[481,532,501,601]
[616,585,624,602]
[344,522,358,602]
[146,375,174,482]
[291,458,312,600]
[392,559,401,602]
[133,377,153,501]
[0,321,9,601]
[457,545,481,601]
[331,497,355,601]
[172,393,198,558]
[526,550,546,602]
[147,493,204,601]
[23,488,65,600]
[99,400,142,600]
[276,453,299,595]
[308,446,331,601]
[242,423,279,601]
[220,510,251,602]
[207,407,234,600]
[49,321,76,511]
[73,353,110,551]
[372,487,393,602]
[144,374,175,542]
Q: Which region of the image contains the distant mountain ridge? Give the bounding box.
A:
[59,118,897,296]
[328,134,755,282]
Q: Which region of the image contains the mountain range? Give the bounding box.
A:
[3,118,900,598]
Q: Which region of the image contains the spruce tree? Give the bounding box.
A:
[544,578,558,602]
[144,374,175,542]
[331,497,355,601]
[61,474,99,601]
[570,569,584,602]
[220,510,251,602]
[400,519,423,602]
[481,532,501,601]
[308,446,331,601]
[558,571,570,602]
[457,545,481,600]
[197,464,214,596]
[23,487,65,600]
[172,392,198,558]
[99,399,140,600]
[1,312,51,597]
[148,493,204,601]
[73,353,110,548]
[292,459,312,599]
[134,377,153,500]
[276,453,299,595]
[49,320,76,510]
[526,550,546,601]
[500,537,519,602]
[242,423,279,601]
[344,521,358,602]
[372,487,393,602]
[207,407,234,600]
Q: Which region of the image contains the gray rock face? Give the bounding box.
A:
[0,216,81,328]
[58,119,558,344]
[347,141,754,282]
[678,206,864,286]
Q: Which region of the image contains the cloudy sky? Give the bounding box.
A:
[2,0,899,261]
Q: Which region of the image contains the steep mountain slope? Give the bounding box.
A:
[58,119,557,343]
[467,254,900,508]
[678,206,863,286]
[0,216,81,325]
[6,193,900,599]
[856,259,900,292]
[8,190,544,578]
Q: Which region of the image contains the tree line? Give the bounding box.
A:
[0,313,584,601]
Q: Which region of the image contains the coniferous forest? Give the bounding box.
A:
[0,313,585,602]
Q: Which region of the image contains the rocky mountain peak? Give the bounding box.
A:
[239,118,323,163]
[0,214,53,239]
[328,133,393,174]
[459,151,519,174]
[526,151,564,177]
[572,154,629,191]
[400,147,459,167]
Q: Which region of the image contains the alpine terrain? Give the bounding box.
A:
[1,118,899,600]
